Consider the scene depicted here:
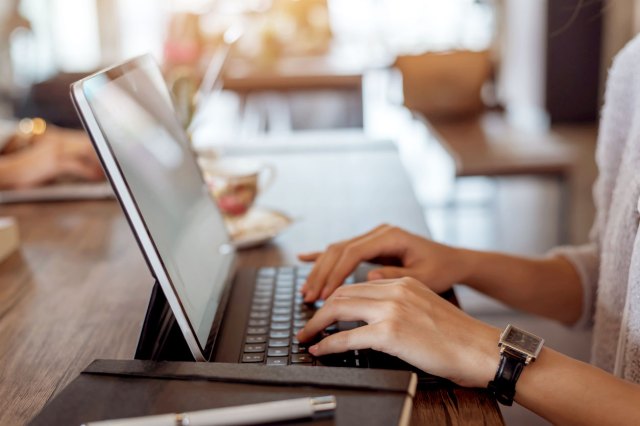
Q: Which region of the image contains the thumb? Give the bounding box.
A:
[368,267,409,280]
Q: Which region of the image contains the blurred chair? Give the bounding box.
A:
[394,50,492,121]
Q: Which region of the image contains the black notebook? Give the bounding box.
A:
[30,359,418,426]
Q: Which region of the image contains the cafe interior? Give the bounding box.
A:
[1,1,640,425]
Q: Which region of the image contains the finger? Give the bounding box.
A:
[60,159,103,181]
[297,297,386,342]
[298,252,324,295]
[321,230,405,299]
[303,225,394,301]
[308,323,387,356]
[302,249,342,302]
[326,280,417,301]
[368,266,409,280]
[297,252,322,262]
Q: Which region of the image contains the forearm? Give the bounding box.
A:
[516,347,640,425]
[458,249,583,324]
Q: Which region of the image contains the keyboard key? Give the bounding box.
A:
[257,277,274,285]
[259,268,277,277]
[293,319,307,328]
[244,344,266,353]
[255,284,273,291]
[248,319,268,327]
[254,290,273,298]
[271,323,291,331]
[242,353,264,363]
[294,311,312,320]
[292,336,300,344]
[293,327,302,335]
[291,344,307,354]
[250,312,269,319]
[268,347,288,357]
[337,321,360,332]
[291,354,313,363]
[315,354,356,367]
[275,293,293,301]
[246,335,267,344]
[273,300,293,309]
[248,327,268,335]
[266,357,287,366]
[276,283,293,290]
[325,324,338,333]
[297,264,312,272]
[271,315,291,323]
[270,330,290,339]
[278,266,294,274]
[278,275,294,283]
[269,338,290,347]
[252,304,270,312]
[272,307,291,315]
[253,297,271,305]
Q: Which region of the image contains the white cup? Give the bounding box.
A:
[198,157,276,217]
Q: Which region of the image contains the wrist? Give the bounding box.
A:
[454,247,483,284]
[472,324,502,387]
[451,323,501,388]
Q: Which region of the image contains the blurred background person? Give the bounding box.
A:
[0,0,102,190]
[0,118,103,189]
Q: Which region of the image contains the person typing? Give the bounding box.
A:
[0,118,103,189]
[296,34,640,426]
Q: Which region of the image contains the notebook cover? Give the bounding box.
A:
[30,359,417,426]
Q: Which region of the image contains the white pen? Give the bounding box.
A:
[81,395,337,426]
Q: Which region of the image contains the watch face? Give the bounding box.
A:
[502,325,544,357]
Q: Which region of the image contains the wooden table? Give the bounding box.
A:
[426,113,574,178]
[422,112,575,244]
[0,146,503,425]
[222,53,366,93]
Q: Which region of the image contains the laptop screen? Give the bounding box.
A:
[80,57,234,350]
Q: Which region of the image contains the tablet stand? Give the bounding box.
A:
[135,281,195,361]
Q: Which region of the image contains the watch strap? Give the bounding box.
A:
[487,350,526,406]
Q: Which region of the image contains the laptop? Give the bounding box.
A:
[70,55,440,374]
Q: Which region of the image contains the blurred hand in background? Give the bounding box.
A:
[0,125,104,189]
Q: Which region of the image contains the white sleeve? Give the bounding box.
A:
[548,244,599,329]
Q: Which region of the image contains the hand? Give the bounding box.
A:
[299,225,472,302]
[2,127,103,189]
[297,277,500,388]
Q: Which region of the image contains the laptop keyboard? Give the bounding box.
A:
[240,265,364,367]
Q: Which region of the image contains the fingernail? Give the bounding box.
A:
[309,345,319,355]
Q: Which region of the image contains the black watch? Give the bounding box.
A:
[488,324,544,406]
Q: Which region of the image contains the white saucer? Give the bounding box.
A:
[226,207,293,250]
